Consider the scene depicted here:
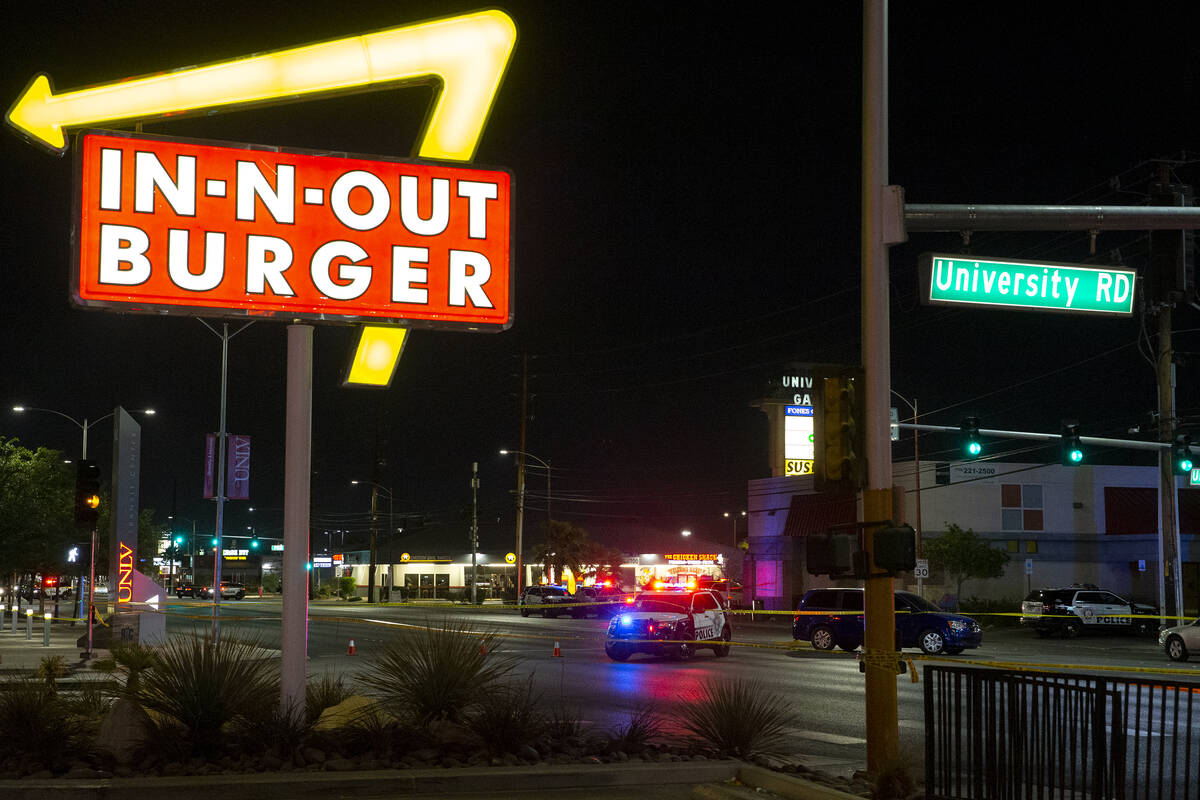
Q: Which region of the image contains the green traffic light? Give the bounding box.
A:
[966,440,982,457]
[1068,448,1083,463]
[211,537,219,546]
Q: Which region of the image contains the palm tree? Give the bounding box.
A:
[526,519,589,581]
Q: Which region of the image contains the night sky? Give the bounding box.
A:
[2,2,1198,555]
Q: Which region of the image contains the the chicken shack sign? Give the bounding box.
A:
[74,130,512,330]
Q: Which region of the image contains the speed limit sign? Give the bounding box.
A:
[914,559,930,579]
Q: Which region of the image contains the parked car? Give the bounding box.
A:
[1158,617,1200,662]
[519,585,574,617]
[175,583,199,598]
[605,588,731,661]
[1020,585,1157,638]
[572,584,630,618]
[792,587,982,655]
[198,582,246,600]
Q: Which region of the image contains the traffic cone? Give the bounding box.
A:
[479,639,488,655]
[347,639,356,656]
[552,640,562,657]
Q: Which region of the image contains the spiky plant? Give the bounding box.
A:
[131,634,278,757]
[0,678,78,765]
[609,703,661,753]
[35,655,69,692]
[305,672,354,725]
[356,618,515,723]
[464,677,545,755]
[680,678,796,760]
[109,641,159,695]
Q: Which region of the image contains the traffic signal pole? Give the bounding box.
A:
[862,0,898,775]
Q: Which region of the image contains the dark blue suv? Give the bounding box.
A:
[792,588,982,655]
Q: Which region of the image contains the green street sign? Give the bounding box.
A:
[919,254,1137,316]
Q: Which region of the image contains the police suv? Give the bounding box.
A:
[1020,585,1157,638]
[604,589,731,661]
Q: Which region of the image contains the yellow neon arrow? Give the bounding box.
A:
[6,9,517,160]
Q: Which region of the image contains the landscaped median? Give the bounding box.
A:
[0,621,888,798]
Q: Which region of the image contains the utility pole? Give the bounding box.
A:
[470,462,479,605]
[368,484,378,603]
[1149,167,1190,625]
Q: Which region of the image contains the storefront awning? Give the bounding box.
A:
[781,493,856,537]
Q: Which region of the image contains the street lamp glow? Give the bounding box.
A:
[681,529,692,537]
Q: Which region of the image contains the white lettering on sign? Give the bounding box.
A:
[78,132,512,329]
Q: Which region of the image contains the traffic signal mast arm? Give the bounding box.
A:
[895,423,1194,454]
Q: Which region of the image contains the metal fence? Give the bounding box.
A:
[924,664,1199,800]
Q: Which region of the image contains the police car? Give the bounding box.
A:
[604,589,731,661]
[1020,585,1157,638]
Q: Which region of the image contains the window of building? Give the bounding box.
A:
[1025,540,1038,554]
[1103,487,1157,534]
[1001,484,1045,531]
[1007,540,1019,552]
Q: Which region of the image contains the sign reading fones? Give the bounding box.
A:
[784,405,815,476]
[919,254,1136,316]
[75,131,513,330]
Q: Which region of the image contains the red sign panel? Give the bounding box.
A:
[74,131,513,330]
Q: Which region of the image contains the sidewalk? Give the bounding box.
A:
[0,761,866,800]
[0,615,110,673]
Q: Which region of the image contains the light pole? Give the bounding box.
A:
[500,448,552,600]
[351,480,393,602]
[11,404,154,657]
[722,510,747,547]
[890,390,923,593]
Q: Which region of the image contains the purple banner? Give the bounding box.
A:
[227,435,251,501]
[203,434,216,499]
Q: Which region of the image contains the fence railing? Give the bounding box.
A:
[924,664,1199,800]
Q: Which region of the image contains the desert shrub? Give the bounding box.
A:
[546,702,584,739]
[35,655,69,692]
[0,678,81,766]
[306,672,354,725]
[109,641,159,695]
[132,634,279,756]
[338,576,357,598]
[356,618,514,723]
[231,699,311,759]
[261,573,281,593]
[463,677,545,755]
[680,678,795,759]
[609,703,661,753]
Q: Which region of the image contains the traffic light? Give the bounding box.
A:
[211,536,219,547]
[1173,435,1195,476]
[250,531,260,549]
[819,372,864,491]
[873,524,917,573]
[74,460,101,527]
[1061,423,1083,466]
[961,417,982,460]
[806,530,866,578]
[173,535,184,548]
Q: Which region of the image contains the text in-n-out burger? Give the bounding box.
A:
[73,131,513,330]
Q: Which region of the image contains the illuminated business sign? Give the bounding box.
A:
[73,131,513,330]
[312,556,333,568]
[665,553,720,565]
[919,254,1136,316]
[1191,467,1200,487]
[784,405,815,476]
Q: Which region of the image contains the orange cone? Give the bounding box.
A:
[479,639,488,655]
[348,639,356,656]
[552,640,562,657]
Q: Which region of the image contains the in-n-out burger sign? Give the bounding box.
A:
[74,131,512,330]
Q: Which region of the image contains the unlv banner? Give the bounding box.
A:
[203,433,250,500]
[227,435,250,500]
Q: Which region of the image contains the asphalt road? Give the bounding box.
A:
[161,599,1200,777]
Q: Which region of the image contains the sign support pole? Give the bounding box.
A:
[862,0,898,775]
[281,324,312,721]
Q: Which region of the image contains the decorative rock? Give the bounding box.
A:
[518,745,540,762]
[96,697,153,765]
[301,746,326,764]
[324,758,357,771]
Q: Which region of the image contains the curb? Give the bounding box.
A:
[736,765,865,799]
[0,760,745,800]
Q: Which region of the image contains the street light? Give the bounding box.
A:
[500,448,552,601]
[722,510,747,547]
[351,480,394,603]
